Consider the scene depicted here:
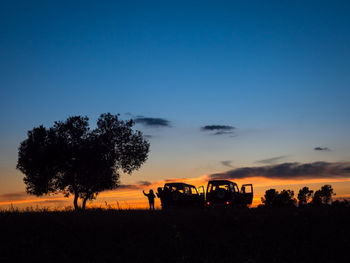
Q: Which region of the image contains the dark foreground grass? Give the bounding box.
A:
[1,207,350,263]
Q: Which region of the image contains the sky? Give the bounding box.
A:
[1,0,350,209]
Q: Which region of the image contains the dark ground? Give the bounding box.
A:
[1,207,350,263]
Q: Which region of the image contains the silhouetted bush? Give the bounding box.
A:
[332,199,350,207]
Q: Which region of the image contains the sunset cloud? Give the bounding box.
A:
[221,160,234,168]
[119,181,153,190]
[209,162,350,180]
[256,156,287,164]
[0,191,28,201]
[0,191,69,206]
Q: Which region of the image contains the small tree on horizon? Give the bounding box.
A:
[311,184,335,205]
[320,184,335,204]
[17,113,150,210]
[312,190,323,206]
[275,189,297,207]
[261,189,296,207]
[297,187,314,207]
[261,189,279,207]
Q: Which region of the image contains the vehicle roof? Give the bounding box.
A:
[164,182,196,188]
[207,180,236,184]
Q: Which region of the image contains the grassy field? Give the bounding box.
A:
[1,207,350,263]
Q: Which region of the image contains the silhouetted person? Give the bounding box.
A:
[143,189,156,210]
[156,187,163,198]
[156,187,166,209]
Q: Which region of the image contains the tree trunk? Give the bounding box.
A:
[73,193,79,211]
[82,197,88,210]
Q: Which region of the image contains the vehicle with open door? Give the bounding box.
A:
[205,180,253,208]
[157,183,205,209]
[240,183,253,206]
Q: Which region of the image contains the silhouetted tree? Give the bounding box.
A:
[274,190,297,207]
[320,184,335,204]
[261,189,279,207]
[312,185,335,206]
[297,187,314,207]
[261,189,296,207]
[312,190,323,206]
[17,113,150,210]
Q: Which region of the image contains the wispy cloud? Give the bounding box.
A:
[137,181,152,186]
[201,125,235,131]
[221,160,234,168]
[256,156,287,164]
[0,191,69,206]
[0,192,28,201]
[200,125,235,136]
[209,162,350,180]
[134,117,171,127]
[314,147,331,151]
[118,181,153,190]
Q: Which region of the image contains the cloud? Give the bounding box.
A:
[118,181,153,190]
[201,125,235,136]
[256,156,287,164]
[137,181,152,186]
[201,125,235,131]
[209,162,350,180]
[134,117,171,127]
[221,160,233,168]
[118,184,141,190]
[0,192,69,206]
[0,192,28,201]
[34,199,67,204]
[214,131,237,136]
[314,147,331,151]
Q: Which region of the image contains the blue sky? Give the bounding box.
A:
[1,1,350,200]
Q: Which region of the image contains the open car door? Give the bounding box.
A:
[241,184,253,205]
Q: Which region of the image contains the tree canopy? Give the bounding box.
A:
[297,187,314,207]
[261,189,279,207]
[17,113,150,210]
[261,185,337,208]
[261,189,296,207]
[312,185,335,205]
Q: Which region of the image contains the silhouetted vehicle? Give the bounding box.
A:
[206,180,253,208]
[157,183,205,209]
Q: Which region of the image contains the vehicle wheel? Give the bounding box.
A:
[171,191,179,201]
[216,189,226,199]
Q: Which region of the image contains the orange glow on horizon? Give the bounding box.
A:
[1,176,350,210]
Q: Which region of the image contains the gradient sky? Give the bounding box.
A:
[1,0,350,209]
